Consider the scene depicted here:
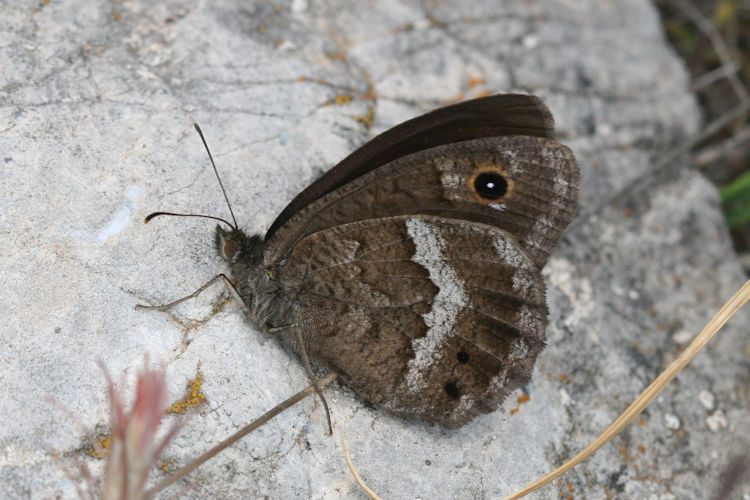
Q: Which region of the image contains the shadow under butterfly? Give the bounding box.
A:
[141,94,579,429]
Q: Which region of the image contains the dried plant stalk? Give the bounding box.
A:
[502,279,750,499]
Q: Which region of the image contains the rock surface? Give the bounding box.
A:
[1,0,748,498]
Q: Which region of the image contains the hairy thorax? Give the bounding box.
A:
[215,226,294,332]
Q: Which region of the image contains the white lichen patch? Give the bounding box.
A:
[96,185,145,242]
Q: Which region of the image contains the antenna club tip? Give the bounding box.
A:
[193,123,202,133]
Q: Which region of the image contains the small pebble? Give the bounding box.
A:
[672,330,693,344]
[664,413,680,430]
[698,390,715,411]
[706,410,727,432]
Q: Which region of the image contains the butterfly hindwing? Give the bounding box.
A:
[273,215,547,428]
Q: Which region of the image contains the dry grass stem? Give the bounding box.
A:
[145,372,338,498]
[502,279,750,499]
[342,435,383,500]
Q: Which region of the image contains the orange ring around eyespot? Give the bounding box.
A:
[467,164,514,204]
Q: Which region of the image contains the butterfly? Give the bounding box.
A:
[144,94,579,429]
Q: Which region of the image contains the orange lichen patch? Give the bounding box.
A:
[159,458,176,472]
[467,76,485,88]
[393,22,415,33]
[623,207,634,217]
[273,4,282,13]
[361,87,378,100]
[672,275,681,284]
[324,51,348,61]
[212,294,233,314]
[258,25,267,33]
[509,407,519,415]
[638,445,646,453]
[85,434,111,459]
[557,374,570,383]
[354,103,375,129]
[298,76,307,82]
[517,393,530,404]
[167,364,207,414]
[113,11,122,21]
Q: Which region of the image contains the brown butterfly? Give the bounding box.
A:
[144,94,579,429]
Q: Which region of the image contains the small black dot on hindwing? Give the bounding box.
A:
[444,381,460,399]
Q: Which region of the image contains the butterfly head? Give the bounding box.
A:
[216,225,264,266]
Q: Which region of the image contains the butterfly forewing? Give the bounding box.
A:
[274,215,547,428]
[265,135,578,269]
[265,94,556,240]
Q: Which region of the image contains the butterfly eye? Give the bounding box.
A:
[223,239,239,259]
[473,172,508,201]
[444,381,460,399]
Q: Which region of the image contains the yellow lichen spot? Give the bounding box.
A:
[517,393,530,404]
[354,103,375,129]
[85,434,111,459]
[334,94,352,105]
[167,363,207,414]
[428,16,443,27]
[159,458,176,472]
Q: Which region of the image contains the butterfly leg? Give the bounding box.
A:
[270,323,334,435]
[293,326,334,435]
[135,274,246,311]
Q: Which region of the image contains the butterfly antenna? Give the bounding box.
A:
[194,123,239,231]
[143,211,236,229]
